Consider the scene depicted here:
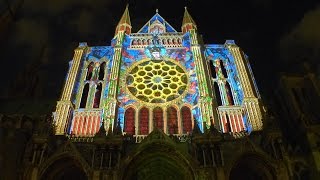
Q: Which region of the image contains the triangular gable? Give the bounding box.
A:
[137,13,177,33]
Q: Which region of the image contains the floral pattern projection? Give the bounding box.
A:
[116,33,202,131]
[205,46,250,132]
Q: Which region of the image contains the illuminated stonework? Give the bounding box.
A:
[52,6,264,137]
[126,59,188,105]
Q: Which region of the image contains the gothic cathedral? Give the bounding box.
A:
[23,6,291,180]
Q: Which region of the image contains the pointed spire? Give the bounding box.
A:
[182,7,197,33]
[95,119,107,137]
[118,4,131,26]
[115,4,132,35]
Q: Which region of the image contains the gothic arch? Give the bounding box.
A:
[86,62,94,80]
[93,83,102,108]
[124,107,135,135]
[227,153,277,180]
[214,82,222,106]
[225,80,235,105]
[119,132,196,180]
[139,107,149,135]
[79,83,90,108]
[167,106,178,134]
[181,106,192,134]
[220,59,228,78]
[98,62,106,80]
[39,150,91,180]
[153,107,164,131]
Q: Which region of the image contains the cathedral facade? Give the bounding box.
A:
[54,6,263,138]
[13,6,298,180]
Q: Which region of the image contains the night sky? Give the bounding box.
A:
[1,0,319,103]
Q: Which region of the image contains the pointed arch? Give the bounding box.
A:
[214,82,222,106]
[86,62,94,80]
[124,107,135,135]
[139,107,149,135]
[98,62,106,80]
[80,83,89,108]
[225,81,235,105]
[162,39,166,45]
[181,106,192,133]
[209,60,217,78]
[167,106,178,134]
[153,107,163,131]
[93,83,102,108]
[220,60,228,78]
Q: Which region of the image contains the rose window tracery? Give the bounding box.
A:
[126,59,188,104]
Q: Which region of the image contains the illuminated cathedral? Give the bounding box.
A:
[54,6,263,138]
[16,6,297,180]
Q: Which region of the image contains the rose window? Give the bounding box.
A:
[126,59,188,104]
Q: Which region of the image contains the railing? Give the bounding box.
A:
[217,106,246,133]
[67,135,94,142]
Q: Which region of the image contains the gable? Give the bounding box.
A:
[137,13,177,33]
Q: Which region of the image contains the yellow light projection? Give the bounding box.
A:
[126,59,189,106]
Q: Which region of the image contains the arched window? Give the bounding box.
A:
[98,62,106,80]
[86,62,94,80]
[80,83,89,108]
[177,38,181,44]
[153,107,163,131]
[124,107,135,135]
[93,83,102,108]
[139,107,149,135]
[167,107,178,134]
[220,60,228,78]
[225,81,234,105]
[181,106,192,133]
[162,39,166,45]
[209,61,216,78]
[214,82,222,106]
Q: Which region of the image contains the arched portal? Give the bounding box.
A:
[40,157,87,180]
[124,107,135,135]
[229,154,276,180]
[121,143,195,180]
[181,106,192,134]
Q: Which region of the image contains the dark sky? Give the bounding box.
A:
[1,0,319,101]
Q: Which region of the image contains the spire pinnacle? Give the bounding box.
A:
[115,5,132,35]
[182,7,196,26]
[118,4,131,26]
[156,9,159,13]
[182,6,197,33]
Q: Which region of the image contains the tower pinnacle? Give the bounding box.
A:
[115,4,131,35]
[181,7,197,33]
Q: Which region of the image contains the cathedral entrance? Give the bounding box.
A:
[40,157,87,180]
[122,137,195,180]
[229,155,275,180]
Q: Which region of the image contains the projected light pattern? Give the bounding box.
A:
[126,59,188,104]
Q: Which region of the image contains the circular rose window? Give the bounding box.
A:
[126,59,188,104]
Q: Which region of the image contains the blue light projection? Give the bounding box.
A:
[205,46,244,104]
